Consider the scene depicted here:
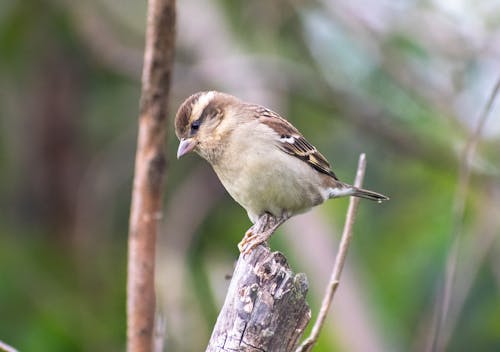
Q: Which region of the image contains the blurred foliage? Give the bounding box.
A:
[1,0,500,351]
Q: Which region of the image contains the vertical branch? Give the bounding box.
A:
[427,76,500,352]
[127,1,176,352]
[297,153,367,352]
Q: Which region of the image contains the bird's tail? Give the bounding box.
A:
[329,183,389,202]
[350,187,389,202]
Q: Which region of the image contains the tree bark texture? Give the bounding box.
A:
[127,1,175,352]
[206,245,311,352]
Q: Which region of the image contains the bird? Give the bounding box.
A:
[174,91,389,254]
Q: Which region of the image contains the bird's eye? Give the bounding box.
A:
[191,120,200,132]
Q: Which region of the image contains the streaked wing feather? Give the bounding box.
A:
[281,136,338,179]
[253,106,338,180]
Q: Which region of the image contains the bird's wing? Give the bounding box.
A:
[254,106,338,180]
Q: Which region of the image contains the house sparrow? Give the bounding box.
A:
[175,91,388,254]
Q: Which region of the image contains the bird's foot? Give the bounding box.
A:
[237,212,290,255]
[238,227,273,255]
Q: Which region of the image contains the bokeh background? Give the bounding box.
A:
[1,0,500,351]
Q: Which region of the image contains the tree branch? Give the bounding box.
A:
[426,76,500,352]
[297,153,367,352]
[0,340,18,352]
[127,1,175,351]
[206,245,311,352]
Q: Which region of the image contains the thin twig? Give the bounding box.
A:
[441,188,500,349]
[427,76,500,352]
[0,340,18,352]
[296,153,367,352]
[153,310,167,352]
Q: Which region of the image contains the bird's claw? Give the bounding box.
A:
[237,213,291,255]
[238,227,271,255]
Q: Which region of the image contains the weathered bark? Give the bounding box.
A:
[206,245,311,352]
[126,1,176,351]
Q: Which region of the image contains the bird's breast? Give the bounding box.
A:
[212,144,326,220]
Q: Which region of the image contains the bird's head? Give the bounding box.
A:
[175,91,240,162]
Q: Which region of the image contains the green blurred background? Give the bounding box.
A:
[1,0,500,351]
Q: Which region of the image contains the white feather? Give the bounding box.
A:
[279,136,295,144]
[328,187,354,198]
[192,91,216,119]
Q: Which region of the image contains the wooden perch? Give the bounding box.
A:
[206,245,311,352]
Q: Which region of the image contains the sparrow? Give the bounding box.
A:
[174,91,389,254]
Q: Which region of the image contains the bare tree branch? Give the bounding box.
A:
[206,245,311,352]
[153,310,167,352]
[127,1,176,351]
[285,211,391,352]
[438,185,500,350]
[0,340,18,352]
[426,76,500,352]
[297,153,367,352]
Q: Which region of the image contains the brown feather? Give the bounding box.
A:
[251,105,339,180]
[174,92,205,139]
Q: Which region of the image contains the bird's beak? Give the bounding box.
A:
[177,138,197,159]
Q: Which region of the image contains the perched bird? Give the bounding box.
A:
[175,91,389,253]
